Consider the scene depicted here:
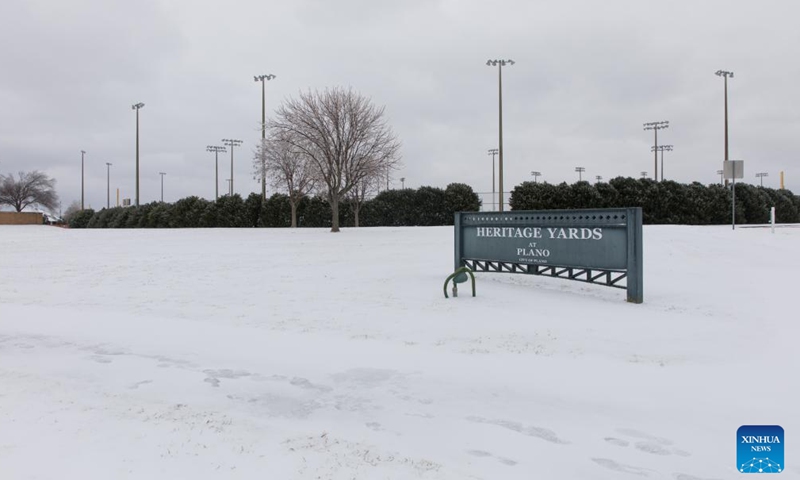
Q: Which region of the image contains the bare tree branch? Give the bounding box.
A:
[0,171,59,213]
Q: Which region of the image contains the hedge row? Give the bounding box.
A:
[510,178,800,224]
[69,183,482,229]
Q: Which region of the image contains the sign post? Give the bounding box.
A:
[771,206,776,234]
[454,207,644,303]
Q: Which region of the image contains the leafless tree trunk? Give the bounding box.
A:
[0,171,59,213]
[348,174,382,227]
[268,87,401,232]
[255,137,316,228]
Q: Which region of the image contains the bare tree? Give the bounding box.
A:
[0,171,59,213]
[348,172,382,227]
[255,137,316,227]
[269,87,401,232]
[62,200,82,223]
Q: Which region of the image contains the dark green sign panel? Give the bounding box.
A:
[454,208,643,303]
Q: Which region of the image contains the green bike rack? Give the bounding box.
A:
[444,266,476,298]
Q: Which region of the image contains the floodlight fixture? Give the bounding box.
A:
[650,144,674,181]
[643,120,669,181]
[254,74,276,200]
[207,145,227,200]
[485,60,515,211]
[756,172,768,187]
[222,138,243,195]
[715,70,734,184]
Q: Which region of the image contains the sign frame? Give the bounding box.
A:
[454,207,643,303]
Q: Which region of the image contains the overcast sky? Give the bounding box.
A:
[1,0,798,211]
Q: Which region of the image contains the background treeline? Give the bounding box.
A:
[69,183,481,229]
[510,178,800,224]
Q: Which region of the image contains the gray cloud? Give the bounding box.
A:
[1,0,797,212]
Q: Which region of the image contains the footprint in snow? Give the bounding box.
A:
[466,416,569,444]
[604,437,630,447]
[591,458,650,476]
[673,474,723,480]
[465,450,517,466]
[613,428,691,457]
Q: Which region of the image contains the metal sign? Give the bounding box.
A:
[454,208,644,303]
[724,160,744,179]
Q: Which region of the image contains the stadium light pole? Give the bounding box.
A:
[643,121,669,181]
[254,74,276,200]
[651,144,674,181]
[486,59,514,212]
[531,171,541,183]
[222,139,243,196]
[715,70,734,186]
[159,172,166,202]
[81,150,86,210]
[488,148,498,209]
[575,166,585,182]
[106,162,112,209]
[717,169,724,185]
[756,172,768,187]
[132,103,145,206]
[206,145,226,200]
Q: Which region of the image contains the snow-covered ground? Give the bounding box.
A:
[1,224,798,479]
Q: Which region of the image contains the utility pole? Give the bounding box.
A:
[643,121,669,181]
[488,148,498,209]
[81,150,86,210]
[159,172,166,202]
[206,145,226,200]
[225,179,231,195]
[641,171,648,179]
[106,162,112,209]
[530,171,541,183]
[651,144,673,181]
[222,139,242,196]
[254,74,276,200]
[486,59,514,212]
[595,175,602,183]
[756,172,768,187]
[715,70,734,185]
[575,166,585,182]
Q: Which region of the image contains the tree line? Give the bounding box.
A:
[510,178,800,224]
[67,183,482,229]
